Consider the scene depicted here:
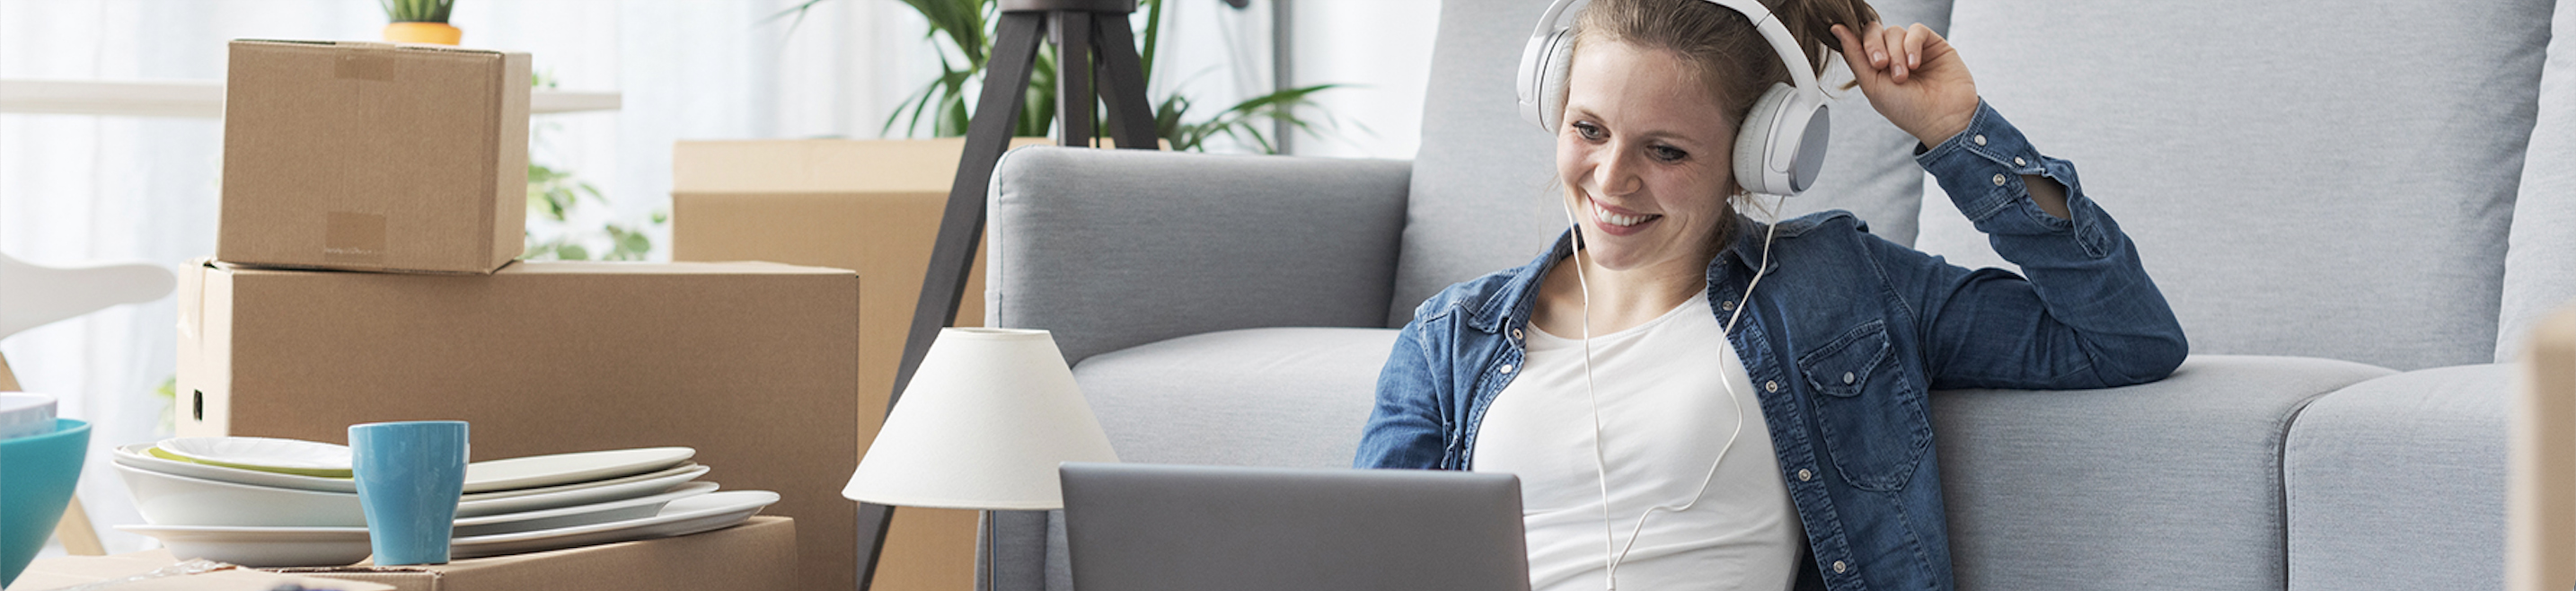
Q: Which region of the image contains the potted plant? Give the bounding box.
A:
[380,0,462,45]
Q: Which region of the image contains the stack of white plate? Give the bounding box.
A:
[110,437,780,567]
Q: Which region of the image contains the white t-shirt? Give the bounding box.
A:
[1474,289,1804,591]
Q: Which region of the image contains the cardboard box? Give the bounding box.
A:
[10,517,795,591]
[672,137,1049,590]
[219,40,531,274]
[175,261,857,590]
[10,554,394,591]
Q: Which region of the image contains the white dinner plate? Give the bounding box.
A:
[115,524,371,568]
[114,442,357,493]
[155,437,353,478]
[462,463,704,502]
[453,481,715,538]
[454,464,708,518]
[464,447,694,493]
[449,490,779,560]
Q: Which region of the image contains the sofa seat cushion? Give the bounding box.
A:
[1070,327,1400,468]
[1933,355,2391,591]
[2285,363,2512,591]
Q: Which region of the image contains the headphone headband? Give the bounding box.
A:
[1518,0,1824,125]
[1516,0,1835,196]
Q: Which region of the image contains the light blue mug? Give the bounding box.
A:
[1,419,89,587]
[349,420,468,566]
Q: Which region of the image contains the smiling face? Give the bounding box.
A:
[1556,39,1742,273]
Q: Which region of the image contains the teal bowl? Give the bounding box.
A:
[1,419,90,587]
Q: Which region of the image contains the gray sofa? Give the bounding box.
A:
[976,0,2576,589]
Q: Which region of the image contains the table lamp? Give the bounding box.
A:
[843,328,1120,590]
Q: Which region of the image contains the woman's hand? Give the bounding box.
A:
[1831,22,1979,148]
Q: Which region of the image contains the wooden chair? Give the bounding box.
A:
[2513,303,2576,591]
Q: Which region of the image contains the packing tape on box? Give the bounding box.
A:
[333,53,395,82]
[323,212,389,264]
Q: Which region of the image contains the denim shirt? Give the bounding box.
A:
[1354,101,2188,591]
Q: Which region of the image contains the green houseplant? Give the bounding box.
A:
[782,0,1345,153]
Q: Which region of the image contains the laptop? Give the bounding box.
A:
[1059,463,1531,591]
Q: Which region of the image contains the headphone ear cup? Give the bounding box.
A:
[1734,83,1797,196]
[1537,30,1576,131]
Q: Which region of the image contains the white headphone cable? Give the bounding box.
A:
[1561,195,1783,591]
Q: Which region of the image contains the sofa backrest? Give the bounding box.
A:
[2500,0,2576,363]
[1910,0,2558,371]
[1389,0,1956,325]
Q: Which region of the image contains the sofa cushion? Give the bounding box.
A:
[1932,355,2391,591]
[1070,327,1398,468]
[1914,0,2554,371]
[2283,363,2511,591]
[1391,0,1956,325]
[2500,0,2576,361]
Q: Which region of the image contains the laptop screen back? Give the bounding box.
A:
[1061,463,1531,591]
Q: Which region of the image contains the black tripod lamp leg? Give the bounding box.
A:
[1092,14,1159,150]
[859,9,1050,590]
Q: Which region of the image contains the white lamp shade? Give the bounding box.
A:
[842,328,1119,510]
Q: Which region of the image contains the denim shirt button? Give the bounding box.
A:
[1833,560,1848,574]
[1841,372,1856,384]
[1499,364,1515,374]
[1991,173,2008,186]
[1796,469,1812,481]
[1764,380,1779,393]
[1972,134,1988,146]
[2014,156,2027,166]
[1511,328,1524,340]
[1721,300,1736,312]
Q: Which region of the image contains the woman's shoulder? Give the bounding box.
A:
[1410,264,1537,326]
[1407,234,1569,328]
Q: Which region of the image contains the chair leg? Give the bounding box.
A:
[54,498,105,556]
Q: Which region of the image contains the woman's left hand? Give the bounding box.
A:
[1831,22,1979,148]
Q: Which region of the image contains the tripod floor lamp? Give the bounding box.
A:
[853,0,1159,587]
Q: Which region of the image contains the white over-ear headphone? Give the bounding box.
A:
[1516,0,1832,196]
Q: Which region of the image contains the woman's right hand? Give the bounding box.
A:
[1831,21,1978,148]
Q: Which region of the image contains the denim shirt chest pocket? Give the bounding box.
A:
[1795,319,1931,491]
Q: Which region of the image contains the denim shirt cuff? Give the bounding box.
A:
[1912,100,2114,257]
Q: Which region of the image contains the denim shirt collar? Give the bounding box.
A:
[1463,214,1799,333]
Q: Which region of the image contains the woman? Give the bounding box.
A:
[1353,0,2188,590]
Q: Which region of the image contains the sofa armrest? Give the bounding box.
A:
[988,146,1411,365]
[2284,364,2513,591]
[1931,354,2393,590]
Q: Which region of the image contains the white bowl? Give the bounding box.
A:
[113,463,366,527]
[155,437,352,477]
[0,393,56,440]
[114,524,370,568]
[112,442,356,493]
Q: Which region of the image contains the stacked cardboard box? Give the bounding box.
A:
[184,40,848,590]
